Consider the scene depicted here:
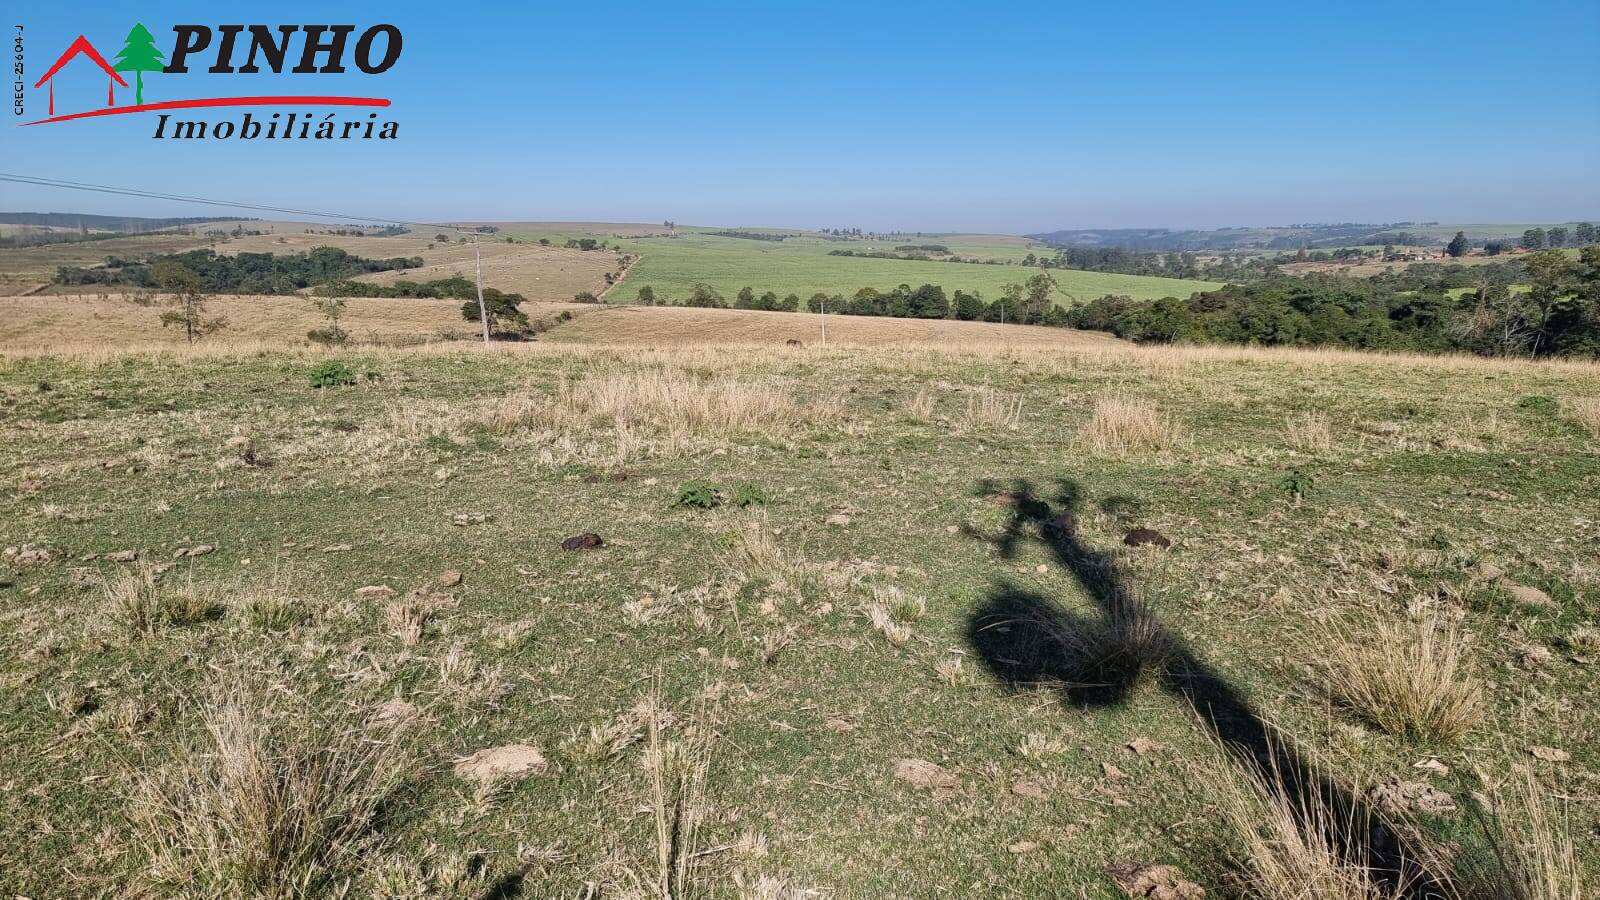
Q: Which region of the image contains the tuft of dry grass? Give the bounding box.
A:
[1569,397,1600,437]
[1200,746,1439,900]
[1079,396,1179,455]
[1315,610,1485,742]
[904,387,937,423]
[1284,411,1334,453]
[1473,766,1586,900]
[725,518,811,589]
[103,564,217,636]
[961,386,1022,430]
[128,673,414,898]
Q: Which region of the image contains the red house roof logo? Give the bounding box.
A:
[34,35,128,116]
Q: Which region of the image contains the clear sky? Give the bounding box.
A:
[3,0,1597,233]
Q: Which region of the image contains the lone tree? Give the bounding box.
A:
[1446,231,1470,258]
[1521,228,1547,251]
[1546,226,1568,249]
[154,261,225,343]
[635,285,656,305]
[461,290,529,338]
[306,296,349,346]
[113,23,164,105]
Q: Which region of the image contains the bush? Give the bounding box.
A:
[573,291,601,304]
[674,481,721,509]
[308,361,357,389]
[732,483,769,507]
[306,326,349,347]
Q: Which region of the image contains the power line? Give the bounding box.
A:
[0,172,484,233]
[2,171,501,343]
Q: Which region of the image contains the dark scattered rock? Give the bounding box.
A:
[560,533,604,551]
[239,447,272,468]
[1123,528,1171,548]
[785,339,803,347]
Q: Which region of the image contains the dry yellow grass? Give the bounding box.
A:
[542,304,1127,348]
[1570,397,1600,436]
[1284,411,1335,453]
[129,672,414,897]
[1079,396,1180,455]
[1478,767,1587,900]
[0,294,588,352]
[1200,745,1439,900]
[1315,610,1485,742]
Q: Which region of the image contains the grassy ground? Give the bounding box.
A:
[2,326,1597,897]
[502,226,1221,303]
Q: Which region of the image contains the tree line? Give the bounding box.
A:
[1067,248,1600,358]
[55,247,423,294]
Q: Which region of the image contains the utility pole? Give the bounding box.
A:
[472,232,490,344]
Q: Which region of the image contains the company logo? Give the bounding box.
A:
[19,23,401,140]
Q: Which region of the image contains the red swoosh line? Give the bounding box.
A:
[20,95,391,126]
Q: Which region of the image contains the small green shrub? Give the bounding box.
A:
[732,483,769,508]
[1517,395,1558,414]
[674,481,722,509]
[306,326,350,347]
[308,361,357,389]
[1277,468,1314,502]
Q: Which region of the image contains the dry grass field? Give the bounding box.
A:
[1,308,1596,896]
[219,230,624,302]
[545,304,1128,348]
[0,294,590,353]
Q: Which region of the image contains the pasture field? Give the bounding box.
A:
[0,294,595,353]
[502,225,1221,303]
[219,230,625,303]
[1,315,1596,896]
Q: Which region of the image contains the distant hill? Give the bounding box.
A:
[0,212,241,232]
[1027,222,1589,251]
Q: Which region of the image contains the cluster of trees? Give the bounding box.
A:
[1522,224,1594,250]
[565,238,608,251]
[1068,248,1600,358]
[708,230,787,241]
[57,247,422,293]
[631,272,1072,325]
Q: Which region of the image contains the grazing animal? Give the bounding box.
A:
[786,339,804,347]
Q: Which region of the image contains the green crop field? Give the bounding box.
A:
[504,226,1221,303]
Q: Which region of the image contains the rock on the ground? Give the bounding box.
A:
[893,758,958,791]
[437,569,463,587]
[560,533,604,551]
[354,585,397,600]
[454,743,549,781]
[372,698,420,727]
[15,548,55,566]
[825,514,852,527]
[1503,582,1556,611]
[1106,862,1206,900]
[104,550,138,562]
[1123,528,1171,548]
[1367,779,1458,816]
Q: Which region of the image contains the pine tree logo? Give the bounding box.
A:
[113,23,164,105]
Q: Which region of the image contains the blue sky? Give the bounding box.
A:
[4,1,1597,232]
